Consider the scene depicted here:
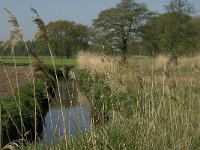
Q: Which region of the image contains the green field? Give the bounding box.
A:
[0,57,76,66]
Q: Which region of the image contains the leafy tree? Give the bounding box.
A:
[141,15,160,55]
[93,0,151,61]
[163,0,196,54]
[165,0,195,15]
[191,17,200,53]
[47,20,91,57]
[142,0,197,55]
[75,24,91,50]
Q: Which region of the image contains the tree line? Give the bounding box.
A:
[0,0,200,58]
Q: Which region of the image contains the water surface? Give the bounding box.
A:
[41,78,91,143]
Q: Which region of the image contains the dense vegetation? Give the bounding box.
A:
[1,78,54,146]
[0,60,75,148]
[25,51,200,150]
[2,0,200,149]
[69,52,200,149]
[1,0,200,58]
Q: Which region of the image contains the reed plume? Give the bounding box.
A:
[3,8,23,54]
[3,8,25,149]
[4,8,19,27]
[30,6,68,149]
[30,6,48,41]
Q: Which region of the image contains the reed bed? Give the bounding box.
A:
[74,51,200,150]
[1,7,200,150]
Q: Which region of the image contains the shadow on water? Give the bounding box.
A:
[40,78,91,143]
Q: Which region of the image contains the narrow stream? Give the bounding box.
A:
[40,78,91,143]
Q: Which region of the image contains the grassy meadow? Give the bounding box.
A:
[22,52,200,149]
[74,52,200,149]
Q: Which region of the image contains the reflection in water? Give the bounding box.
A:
[41,78,91,143]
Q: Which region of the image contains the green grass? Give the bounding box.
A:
[5,54,200,149]
[0,64,56,147]
[1,79,53,146]
[0,56,76,66]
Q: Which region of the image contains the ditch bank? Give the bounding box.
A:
[23,67,137,149]
[0,63,72,148]
[48,68,138,149]
[72,68,135,123]
[1,65,135,149]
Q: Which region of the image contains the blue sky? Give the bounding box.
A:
[0,0,200,41]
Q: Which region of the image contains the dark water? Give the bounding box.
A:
[40,78,91,143]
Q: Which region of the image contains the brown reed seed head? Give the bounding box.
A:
[4,8,23,53]
[9,29,23,45]
[30,6,40,18]
[30,6,48,41]
[4,8,20,27]
[4,29,23,54]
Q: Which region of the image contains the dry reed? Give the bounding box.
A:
[30,6,69,149]
[3,9,25,149]
[75,51,200,149]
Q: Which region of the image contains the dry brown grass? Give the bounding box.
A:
[77,52,200,92]
[75,52,200,149]
[154,55,169,69]
[77,52,152,91]
[155,54,200,69]
[178,55,200,69]
[77,51,128,91]
[77,51,119,74]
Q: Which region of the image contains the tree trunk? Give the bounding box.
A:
[66,48,70,58]
[121,37,127,64]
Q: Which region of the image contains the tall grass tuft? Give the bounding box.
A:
[3,9,25,149]
[73,51,200,149]
[1,8,53,150]
[30,6,69,149]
